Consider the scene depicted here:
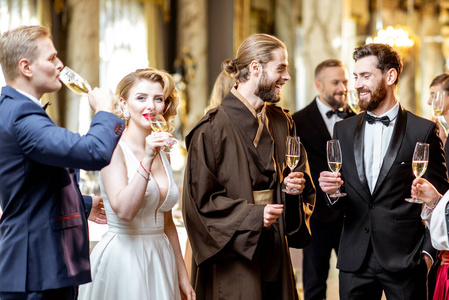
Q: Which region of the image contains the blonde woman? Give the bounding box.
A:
[79,68,195,300]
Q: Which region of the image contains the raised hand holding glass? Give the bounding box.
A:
[149,112,175,152]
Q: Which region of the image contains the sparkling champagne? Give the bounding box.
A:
[65,81,91,95]
[150,121,169,133]
[328,162,342,173]
[286,155,300,170]
[433,108,443,117]
[412,160,428,178]
[348,103,361,114]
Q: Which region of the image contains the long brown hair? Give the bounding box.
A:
[222,33,286,84]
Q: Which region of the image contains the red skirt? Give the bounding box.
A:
[433,251,449,300]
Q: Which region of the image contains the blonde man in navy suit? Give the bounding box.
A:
[0,25,124,300]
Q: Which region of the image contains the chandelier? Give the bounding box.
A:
[368,26,416,58]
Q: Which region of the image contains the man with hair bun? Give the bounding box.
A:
[183,33,315,300]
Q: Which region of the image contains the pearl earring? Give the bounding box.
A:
[123,109,130,121]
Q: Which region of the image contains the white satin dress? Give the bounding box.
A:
[79,140,181,300]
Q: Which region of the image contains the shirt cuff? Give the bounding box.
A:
[422,250,434,266]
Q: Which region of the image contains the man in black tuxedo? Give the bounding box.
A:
[292,59,354,300]
[318,43,449,299]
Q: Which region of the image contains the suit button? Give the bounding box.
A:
[114,123,123,134]
[369,203,374,209]
[364,227,370,233]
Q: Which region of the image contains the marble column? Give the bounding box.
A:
[177,0,208,133]
[64,0,100,133]
[275,0,298,113]
[417,2,443,118]
[300,0,345,109]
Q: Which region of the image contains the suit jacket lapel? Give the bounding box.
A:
[354,113,371,199]
[311,100,332,140]
[372,105,407,195]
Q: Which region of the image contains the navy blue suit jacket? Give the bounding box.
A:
[0,86,124,292]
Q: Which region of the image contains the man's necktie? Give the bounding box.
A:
[365,114,390,126]
[326,110,347,119]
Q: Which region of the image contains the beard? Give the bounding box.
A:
[358,79,387,112]
[254,70,281,103]
[323,92,346,110]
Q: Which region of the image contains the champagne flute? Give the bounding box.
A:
[282,136,301,193]
[326,139,346,197]
[432,91,445,117]
[59,66,92,95]
[149,112,175,152]
[405,142,430,203]
[347,90,361,114]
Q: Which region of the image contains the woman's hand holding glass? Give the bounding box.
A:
[149,112,176,152]
[411,177,442,207]
[145,130,174,159]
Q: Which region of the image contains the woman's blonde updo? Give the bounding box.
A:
[114,68,179,127]
[222,33,286,84]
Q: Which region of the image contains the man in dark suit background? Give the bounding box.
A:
[0,25,124,299]
[318,43,449,299]
[292,59,354,300]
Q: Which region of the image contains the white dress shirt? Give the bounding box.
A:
[364,103,400,193]
[315,96,345,138]
[15,88,44,108]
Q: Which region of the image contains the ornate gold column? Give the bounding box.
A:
[177,0,208,133]
[64,0,100,133]
[440,0,449,70]
[233,0,250,55]
[301,0,345,106]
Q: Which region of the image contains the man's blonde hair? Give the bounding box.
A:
[0,25,50,82]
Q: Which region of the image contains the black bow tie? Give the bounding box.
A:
[365,114,390,126]
[326,110,347,119]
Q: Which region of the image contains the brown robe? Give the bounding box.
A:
[182,92,315,300]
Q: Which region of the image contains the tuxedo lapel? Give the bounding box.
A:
[372,106,407,195]
[310,100,332,140]
[354,113,371,199]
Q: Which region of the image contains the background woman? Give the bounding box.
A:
[411,178,449,300]
[79,68,195,300]
[428,74,449,163]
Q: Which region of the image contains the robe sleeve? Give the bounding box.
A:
[183,120,265,266]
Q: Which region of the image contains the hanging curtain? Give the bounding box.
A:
[99,0,149,91]
[0,0,40,87]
